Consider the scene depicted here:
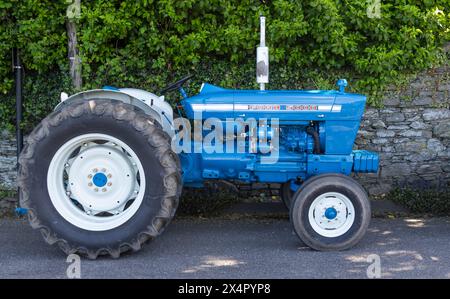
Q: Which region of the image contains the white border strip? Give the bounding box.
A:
[191,104,233,111]
[191,103,342,112]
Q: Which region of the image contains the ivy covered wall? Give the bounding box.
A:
[0,0,449,131]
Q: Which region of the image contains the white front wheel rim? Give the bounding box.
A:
[308,192,355,238]
[47,133,146,231]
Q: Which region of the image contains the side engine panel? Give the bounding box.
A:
[180,122,356,186]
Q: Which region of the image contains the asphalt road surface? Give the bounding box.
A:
[0,216,449,279]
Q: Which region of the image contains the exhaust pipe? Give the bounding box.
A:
[256,15,269,91]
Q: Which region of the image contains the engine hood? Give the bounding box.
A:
[182,83,366,121]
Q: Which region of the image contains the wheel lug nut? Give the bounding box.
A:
[134,190,138,194]
[93,168,98,173]
[65,163,70,168]
[101,168,106,173]
[88,182,93,187]
[88,174,93,179]
[66,191,71,196]
[107,174,112,178]
[94,188,99,192]
[102,188,107,192]
[107,182,112,186]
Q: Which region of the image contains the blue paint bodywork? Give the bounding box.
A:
[177,82,378,187]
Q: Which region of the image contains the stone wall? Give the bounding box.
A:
[355,65,449,195]
[0,65,449,212]
[0,130,18,216]
[0,130,17,190]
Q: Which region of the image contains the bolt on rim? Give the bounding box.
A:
[47,133,145,231]
[308,192,355,238]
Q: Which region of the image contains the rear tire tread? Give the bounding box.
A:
[18,100,182,259]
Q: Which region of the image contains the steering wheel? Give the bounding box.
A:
[159,74,194,94]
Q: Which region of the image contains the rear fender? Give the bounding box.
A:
[55,89,174,136]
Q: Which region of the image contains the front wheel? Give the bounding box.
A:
[18,100,182,259]
[290,174,371,251]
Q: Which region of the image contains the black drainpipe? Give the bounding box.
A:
[13,48,23,158]
[13,48,27,216]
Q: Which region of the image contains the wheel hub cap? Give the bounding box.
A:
[324,207,337,220]
[93,173,107,187]
[308,192,355,238]
[68,145,136,212]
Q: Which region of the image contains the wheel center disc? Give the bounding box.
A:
[93,173,107,187]
[308,192,356,238]
[47,133,146,231]
[68,145,136,212]
[324,207,337,220]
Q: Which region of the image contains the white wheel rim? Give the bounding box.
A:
[47,133,145,231]
[308,192,355,238]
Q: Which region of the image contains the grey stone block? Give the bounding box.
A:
[416,164,442,174]
[371,119,386,129]
[384,98,400,106]
[387,125,410,130]
[412,97,433,106]
[381,163,412,176]
[395,140,427,153]
[398,130,425,137]
[376,130,395,138]
[385,113,405,123]
[372,138,389,144]
[410,121,429,130]
[427,138,446,153]
[433,122,450,138]
[423,109,450,121]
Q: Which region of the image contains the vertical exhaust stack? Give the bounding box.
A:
[256,16,269,90]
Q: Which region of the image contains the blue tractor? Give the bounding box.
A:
[18,17,378,258]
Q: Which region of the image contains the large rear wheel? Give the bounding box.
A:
[18,100,182,259]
